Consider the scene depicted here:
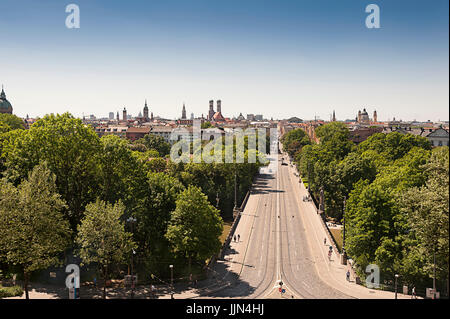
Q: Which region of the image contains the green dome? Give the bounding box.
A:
[0,88,13,114]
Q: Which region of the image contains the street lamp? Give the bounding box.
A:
[341,197,348,265]
[169,265,174,299]
[319,186,324,214]
[233,169,240,219]
[126,217,137,276]
[307,161,311,194]
[395,274,399,299]
[234,170,238,210]
[216,192,220,208]
[127,217,137,298]
[433,247,436,299]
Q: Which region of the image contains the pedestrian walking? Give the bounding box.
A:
[328,250,332,261]
[150,284,155,299]
[323,238,327,245]
[237,234,240,242]
[233,235,236,242]
[412,286,416,299]
[346,270,350,281]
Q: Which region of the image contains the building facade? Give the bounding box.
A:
[426,128,449,147]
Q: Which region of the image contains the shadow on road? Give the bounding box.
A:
[251,174,284,195]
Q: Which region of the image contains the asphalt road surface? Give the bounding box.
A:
[212,153,350,299]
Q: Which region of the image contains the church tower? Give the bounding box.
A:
[143,100,149,121]
[332,110,336,122]
[123,107,127,121]
[208,100,215,121]
[373,110,378,123]
[217,100,222,114]
[182,103,187,119]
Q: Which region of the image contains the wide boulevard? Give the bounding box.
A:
[211,148,350,299]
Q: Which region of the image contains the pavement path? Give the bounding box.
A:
[283,153,415,299]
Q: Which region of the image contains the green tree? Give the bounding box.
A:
[0,129,27,175]
[358,132,431,162]
[0,114,25,131]
[0,122,11,134]
[201,121,213,129]
[75,199,136,299]
[98,135,147,215]
[345,147,431,282]
[136,134,171,157]
[2,113,101,231]
[281,128,311,157]
[135,172,185,266]
[147,157,168,173]
[0,162,71,299]
[401,147,449,290]
[165,186,223,274]
[315,122,354,160]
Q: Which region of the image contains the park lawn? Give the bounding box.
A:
[300,175,308,189]
[220,221,233,244]
[329,228,343,252]
[203,221,233,276]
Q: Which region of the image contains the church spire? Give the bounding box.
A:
[182,103,187,119]
[143,99,149,121]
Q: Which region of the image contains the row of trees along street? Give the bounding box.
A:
[0,113,267,298]
[282,123,449,297]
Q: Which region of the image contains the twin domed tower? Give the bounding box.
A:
[208,100,225,122]
[357,108,377,124]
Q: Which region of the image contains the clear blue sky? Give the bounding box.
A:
[0,0,448,121]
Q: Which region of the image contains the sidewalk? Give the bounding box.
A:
[207,185,263,293]
[155,180,263,299]
[285,159,415,299]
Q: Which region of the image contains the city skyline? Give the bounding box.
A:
[0,0,448,122]
[2,88,448,124]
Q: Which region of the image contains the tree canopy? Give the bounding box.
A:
[165,185,224,272]
[75,199,136,298]
[289,121,447,292]
[0,162,71,299]
[281,128,311,157]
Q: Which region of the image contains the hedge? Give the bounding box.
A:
[0,285,24,298]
